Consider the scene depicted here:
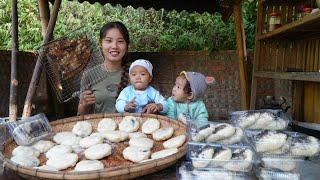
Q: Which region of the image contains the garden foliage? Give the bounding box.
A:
[0,0,257,52]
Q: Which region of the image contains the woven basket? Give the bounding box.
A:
[0,113,187,179]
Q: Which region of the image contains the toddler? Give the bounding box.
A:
[116,59,168,114]
[166,71,214,125]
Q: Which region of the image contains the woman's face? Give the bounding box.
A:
[101,28,128,63]
[129,66,152,91]
[172,76,190,102]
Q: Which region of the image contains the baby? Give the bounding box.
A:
[116,59,168,114]
[166,71,214,125]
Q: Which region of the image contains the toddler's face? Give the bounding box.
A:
[172,76,189,102]
[129,66,152,90]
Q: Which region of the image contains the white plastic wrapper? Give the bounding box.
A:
[177,161,255,180]
[6,113,53,146]
[260,154,304,172]
[257,168,300,180]
[187,142,255,172]
[246,130,320,157]
[230,109,291,131]
[189,121,245,145]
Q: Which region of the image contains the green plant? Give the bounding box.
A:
[0,0,257,52]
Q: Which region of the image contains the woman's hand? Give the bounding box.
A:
[142,103,163,114]
[77,90,96,115]
[80,90,96,107]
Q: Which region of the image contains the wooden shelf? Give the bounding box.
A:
[258,11,320,40]
[254,71,320,82]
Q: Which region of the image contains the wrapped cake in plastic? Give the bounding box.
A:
[189,121,244,145]
[257,168,300,180]
[187,142,255,172]
[230,109,291,130]
[177,161,255,180]
[246,130,320,157]
[260,154,304,172]
[6,113,53,146]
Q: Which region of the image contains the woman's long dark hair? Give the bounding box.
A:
[99,21,130,98]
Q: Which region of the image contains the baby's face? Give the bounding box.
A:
[129,65,152,90]
[172,76,189,102]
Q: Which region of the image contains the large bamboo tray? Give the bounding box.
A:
[0,113,187,180]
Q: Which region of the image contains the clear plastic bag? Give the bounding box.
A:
[187,142,255,172]
[260,154,304,172]
[246,130,320,157]
[230,109,291,131]
[188,121,245,145]
[177,161,256,180]
[257,168,300,180]
[6,113,53,146]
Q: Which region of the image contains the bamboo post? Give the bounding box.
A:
[38,0,50,38]
[38,0,62,118]
[233,1,249,110]
[22,0,62,118]
[250,0,264,109]
[9,0,19,121]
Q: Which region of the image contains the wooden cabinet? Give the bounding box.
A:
[250,0,320,123]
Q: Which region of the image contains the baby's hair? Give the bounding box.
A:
[99,21,130,99]
[179,74,192,95]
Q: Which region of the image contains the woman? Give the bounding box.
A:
[77,21,130,115]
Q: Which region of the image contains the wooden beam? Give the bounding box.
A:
[38,0,50,38]
[250,0,265,109]
[22,0,62,118]
[233,2,249,110]
[9,0,18,121]
[255,71,320,82]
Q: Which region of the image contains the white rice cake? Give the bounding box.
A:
[46,153,78,170]
[122,146,151,163]
[206,123,236,142]
[151,148,178,159]
[152,127,174,141]
[79,135,103,148]
[12,146,40,157]
[129,137,154,149]
[84,143,112,160]
[53,132,81,146]
[119,116,140,133]
[11,155,39,167]
[129,132,147,139]
[192,148,214,168]
[290,136,320,157]
[217,127,243,145]
[255,131,287,153]
[141,118,160,134]
[101,130,129,143]
[46,144,72,159]
[97,118,117,132]
[72,121,92,137]
[74,160,104,171]
[163,135,186,149]
[32,140,54,153]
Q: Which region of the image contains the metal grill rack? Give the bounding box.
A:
[40,27,105,102]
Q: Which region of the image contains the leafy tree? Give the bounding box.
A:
[0,0,257,52]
